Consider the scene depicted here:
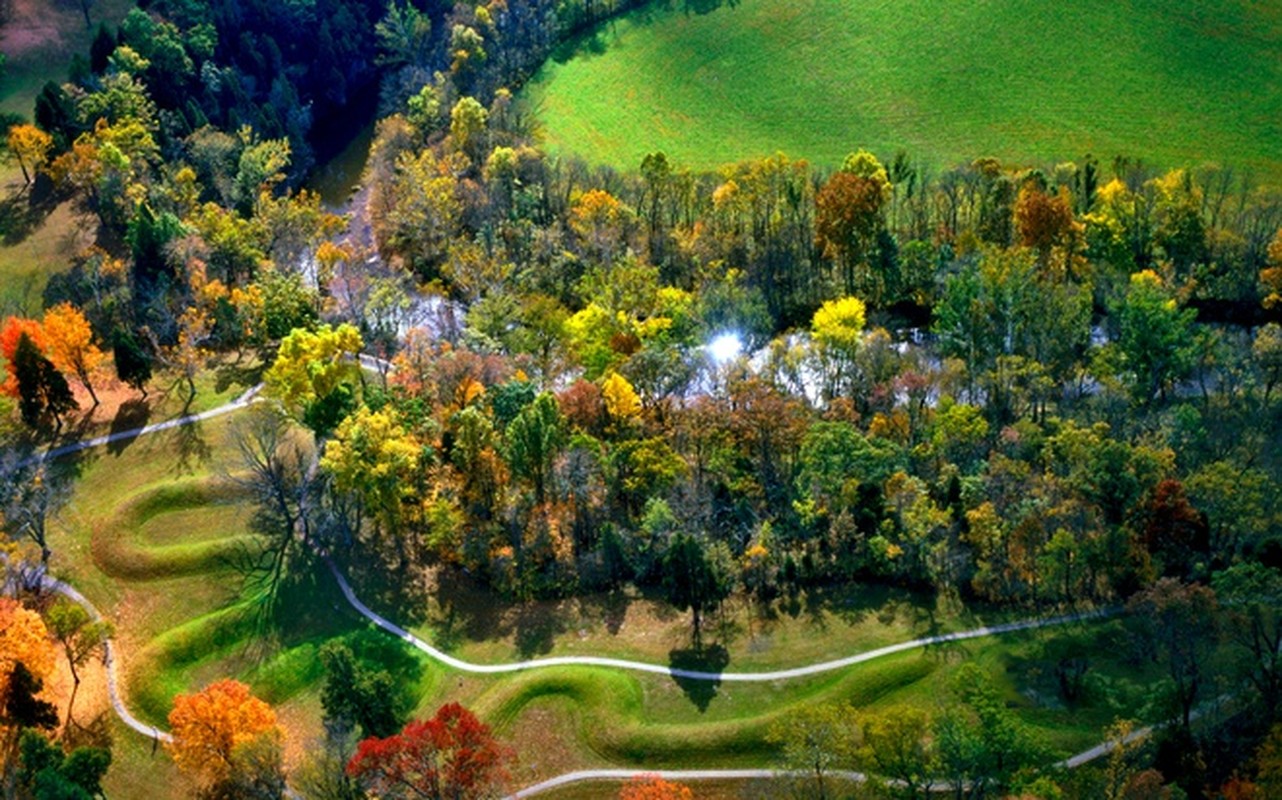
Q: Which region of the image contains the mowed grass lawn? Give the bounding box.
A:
[525,0,1282,176]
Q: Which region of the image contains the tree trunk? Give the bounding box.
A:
[81,371,99,408]
[66,673,80,728]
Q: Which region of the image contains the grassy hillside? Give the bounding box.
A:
[524,0,1282,175]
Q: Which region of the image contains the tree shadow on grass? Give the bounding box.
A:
[171,417,211,474]
[214,360,265,395]
[514,601,568,658]
[428,568,504,652]
[0,181,57,246]
[668,643,729,712]
[106,398,151,456]
[576,589,632,636]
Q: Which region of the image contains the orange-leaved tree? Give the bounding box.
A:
[0,316,46,397]
[619,775,696,800]
[166,679,284,793]
[0,597,55,700]
[347,702,511,800]
[42,303,105,407]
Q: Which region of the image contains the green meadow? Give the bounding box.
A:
[524,0,1282,176]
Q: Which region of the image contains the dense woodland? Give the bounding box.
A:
[3,0,1282,798]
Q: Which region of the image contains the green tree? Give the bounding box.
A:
[661,532,732,645]
[859,706,936,800]
[1127,578,1219,729]
[766,704,855,800]
[319,640,407,739]
[1213,563,1282,720]
[1117,270,1197,404]
[111,328,152,397]
[504,393,564,505]
[16,731,110,800]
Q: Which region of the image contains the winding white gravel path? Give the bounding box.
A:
[501,708,1171,798]
[30,569,172,744]
[327,559,1117,681]
[7,387,1162,798]
[18,384,264,468]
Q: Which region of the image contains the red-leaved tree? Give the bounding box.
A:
[346,702,511,800]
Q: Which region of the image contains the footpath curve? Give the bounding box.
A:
[18,384,264,469]
[32,569,172,744]
[6,385,1152,797]
[502,707,1170,798]
[327,560,1116,682]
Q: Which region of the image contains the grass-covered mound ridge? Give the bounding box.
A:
[525,0,1282,174]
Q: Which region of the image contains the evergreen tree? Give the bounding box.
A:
[14,333,76,431]
[112,328,152,397]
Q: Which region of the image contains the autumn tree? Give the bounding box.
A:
[0,599,55,782]
[815,152,891,301]
[0,317,46,397]
[1015,183,1077,271]
[570,189,632,265]
[166,679,285,797]
[346,703,511,800]
[810,295,867,401]
[45,600,110,728]
[320,406,423,549]
[0,599,54,703]
[41,303,104,407]
[601,371,642,428]
[264,323,364,435]
[6,124,52,184]
[619,775,695,800]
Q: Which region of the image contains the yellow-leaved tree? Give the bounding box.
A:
[264,323,364,434]
[320,405,423,542]
[6,124,53,184]
[42,303,105,407]
[601,371,641,423]
[810,295,867,401]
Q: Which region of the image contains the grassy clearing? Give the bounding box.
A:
[0,0,137,119]
[0,0,137,311]
[524,0,1282,177]
[43,400,1148,793]
[457,620,1159,790]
